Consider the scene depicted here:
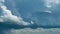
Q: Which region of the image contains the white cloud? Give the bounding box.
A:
[0,0,32,26]
[45,11,52,13]
[45,0,60,6]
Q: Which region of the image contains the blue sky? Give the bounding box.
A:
[4,0,60,27]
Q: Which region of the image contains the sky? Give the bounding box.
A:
[0,0,60,34]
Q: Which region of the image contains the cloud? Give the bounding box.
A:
[0,0,60,29]
[6,28,60,34]
[0,0,60,34]
[0,0,32,26]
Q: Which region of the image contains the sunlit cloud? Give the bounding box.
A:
[0,0,32,26]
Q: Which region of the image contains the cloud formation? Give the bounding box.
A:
[0,0,60,29]
[0,0,32,26]
[0,0,60,34]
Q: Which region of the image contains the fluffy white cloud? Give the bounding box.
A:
[0,0,32,26]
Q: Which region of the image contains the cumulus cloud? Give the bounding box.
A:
[0,0,32,26]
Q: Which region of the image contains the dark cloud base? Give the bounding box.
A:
[0,22,60,34]
[0,22,60,30]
